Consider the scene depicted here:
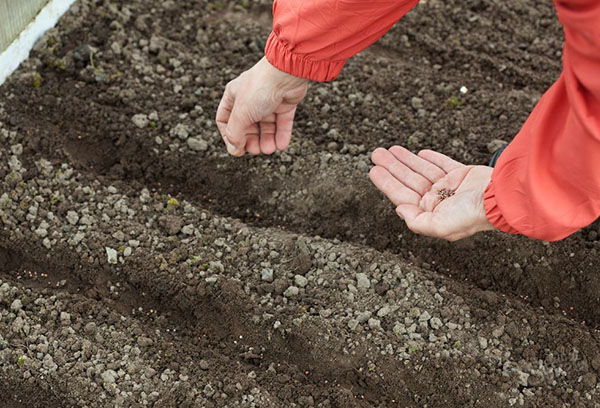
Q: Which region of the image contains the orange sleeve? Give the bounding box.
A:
[484,0,600,241]
[265,0,420,82]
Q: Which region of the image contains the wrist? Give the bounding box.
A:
[259,57,309,91]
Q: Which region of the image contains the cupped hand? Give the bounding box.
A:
[369,146,496,241]
[216,57,309,156]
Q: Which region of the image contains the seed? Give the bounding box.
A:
[437,188,455,201]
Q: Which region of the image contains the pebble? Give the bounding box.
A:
[101,369,118,384]
[261,268,274,283]
[294,275,308,288]
[478,336,488,349]
[187,137,208,151]
[10,299,22,311]
[377,306,391,318]
[84,322,96,335]
[42,354,57,371]
[283,286,299,297]
[66,210,79,225]
[132,114,149,129]
[347,319,359,331]
[356,311,371,323]
[105,247,118,264]
[356,273,370,290]
[181,224,194,235]
[429,317,443,330]
[199,360,210,370]
[419,311,431,322]
[60,312,71,325]
[368,318,382,330]
[170,123,191,140]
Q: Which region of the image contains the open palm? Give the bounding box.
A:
[369,146,495,241]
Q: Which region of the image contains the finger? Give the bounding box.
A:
[225,103,253,155]
[388,146,446,183]
[275,107,296,151]
[417,149,463,173]
[369,166,421,206]
[259,118,277,155]
[246,135,261,155]
[371,148,432,195]
[396,205,441,238]
[226,140,246,157]
[216,89,233,139]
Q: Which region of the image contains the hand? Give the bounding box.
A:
[369,146,496,241]
[216,57,309,156]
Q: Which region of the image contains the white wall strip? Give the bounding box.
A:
[0,0,77,86]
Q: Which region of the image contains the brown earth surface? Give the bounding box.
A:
[1,0,600,406]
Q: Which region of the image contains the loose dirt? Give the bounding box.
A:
[1,0,599,406]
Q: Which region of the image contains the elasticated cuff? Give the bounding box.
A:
[264,32,346,82]
[483,180,520,235]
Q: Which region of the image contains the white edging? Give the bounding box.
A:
[0,0,77,86]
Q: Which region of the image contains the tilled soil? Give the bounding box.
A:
[1,0,600,406]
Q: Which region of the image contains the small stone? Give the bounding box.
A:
[419,311,431,322]
[42,354,57,371]
[84,322,96,335]
[487,139,508,154]
[347,319,359,331]
[10,299,22,311]
[60,312,71,325]
[66,211,79,225]
[368,318,382,330]
[492,326,504,338]
[429,317,443,330]
[356,311,371,323]
[356,273,370,290]
[132,114,149,129]
[377,306,391,318]
[591,355,600,371]
[294,275,308,288]
[272,279,288,295]
[159,215,183,235]
[261,268,274,283]
[284,286,299,297]
[187,137,208,151]
[459,86,468,94]
[583,373,597,388]
[145,367,157,378]
[199,360,210,370]
[123,247,132,257]
[105,247,118,264]
[411,97,423,110]
[10,144,23,155]
[137,337,153,347]
[478,336,488,349]
[181,224,194,235]
[101,369,118,384]
[203,384,215,397]
[170,123,191,140]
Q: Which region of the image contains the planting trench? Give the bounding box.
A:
[1,0,600,406]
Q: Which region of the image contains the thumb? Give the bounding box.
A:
[225,104,253,156]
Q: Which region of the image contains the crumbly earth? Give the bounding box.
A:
[1,0,600,406]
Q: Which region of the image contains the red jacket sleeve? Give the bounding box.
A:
[484,0,600,241]
[265,0,420,81]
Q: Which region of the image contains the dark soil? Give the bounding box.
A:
[1,0,600,406]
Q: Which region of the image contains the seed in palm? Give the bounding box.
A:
[437,188,455,201]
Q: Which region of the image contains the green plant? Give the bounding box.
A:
[166,197,180,210]
[33,72,43,88]
[446,96,463,109]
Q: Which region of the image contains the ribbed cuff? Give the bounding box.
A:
[264,32,346,82]
[483,180,520,235]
